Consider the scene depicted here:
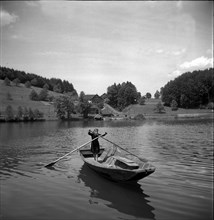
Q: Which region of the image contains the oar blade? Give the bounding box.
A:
[44,161,56,168]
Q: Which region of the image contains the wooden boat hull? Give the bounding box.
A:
[79,148,155,182]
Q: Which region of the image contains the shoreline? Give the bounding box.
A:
[0,112,212,123]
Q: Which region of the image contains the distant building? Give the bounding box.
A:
[88,104,100,114]
[101,103,120,117]
[101,93,108,100]
[84,94,103,104]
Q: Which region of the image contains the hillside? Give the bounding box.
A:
[1,80,212,121]
[0,80,63,120]
[123,98,212,119]
[0,66,77,95]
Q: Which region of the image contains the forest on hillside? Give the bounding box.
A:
[0,66,77,96]
[161,68,214,108]
[1,66,213,113]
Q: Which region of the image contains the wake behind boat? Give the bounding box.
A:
[79,140,155,182]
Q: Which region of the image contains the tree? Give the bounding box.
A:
[29,89,39,101]
[160,87,164,97]
[139,96,146,105]
[107,81,139,110]
[28,108,34,120]
[161,68,214,108]
[146,92,151,99]
[171,99,178,111]
[117,82,139,110]
[107,83,121,108]
[23,107,29,120]
[207,102,214,109]
[38,88,48,101]
[53,83,62,93]
[79,100,91,118]
[13,78,20,86]
[43,83,49,90]
[33,109,44,119]
[17,106,23,120]
[78,92,92,118]
[34,109,41,119]
[5,105,14,121]
[0,66,77,95]
[154,101,165,113]
[54,96,75,119]
[4,77,10,86]
[79,91,85,102]
[180,94,189,108]
[25,81,31,88]
[31,78,38,86]
[154,90,160,99]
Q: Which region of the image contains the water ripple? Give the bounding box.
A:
[0,119,213,220]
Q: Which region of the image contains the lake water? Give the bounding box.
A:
[0,119,213,220]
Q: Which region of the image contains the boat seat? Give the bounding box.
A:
[113,156,139,169]
[98,148,115,162]
[105,156,115,167]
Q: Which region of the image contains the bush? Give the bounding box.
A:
[25,81,31,88]
[4,77,10,86]
[17,106,23,120]
[29,89,39,101]
[138,96,146,105]
[13,78,20,86]
[199,104,206,109]
[38,88,48,101]
[47,95,54,102]
[171,99,178,111]
[43,83,49,90]
[28,108,35,120]
[207,102,214,109]
[133,114,145,120]
[34,109,40,119]
[5,105,14,121]
[23,107,29,120]
[31,78,38,86]
[154,101,165,113]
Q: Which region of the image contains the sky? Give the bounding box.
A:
[0,1,213,96]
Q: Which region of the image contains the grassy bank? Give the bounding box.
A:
[123,99,213,119]
[0,80,61,120]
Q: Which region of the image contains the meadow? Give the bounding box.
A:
[0,80,61,120]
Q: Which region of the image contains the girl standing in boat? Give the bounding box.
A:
[88,128,106,161]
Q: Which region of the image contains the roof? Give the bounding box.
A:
[101,103,121,116]
[84,94,96,100]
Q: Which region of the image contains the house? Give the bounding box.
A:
[101,103,121,117]
[84,94,103,104]
[88,104,100,114]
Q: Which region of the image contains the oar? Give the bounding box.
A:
[45,135,103,168]
[100,136,148,162]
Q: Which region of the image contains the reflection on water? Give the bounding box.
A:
[78,164,156,219]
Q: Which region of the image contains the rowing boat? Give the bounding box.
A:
[79,146,155,182]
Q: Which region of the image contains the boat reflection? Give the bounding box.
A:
[78,163,156,219]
